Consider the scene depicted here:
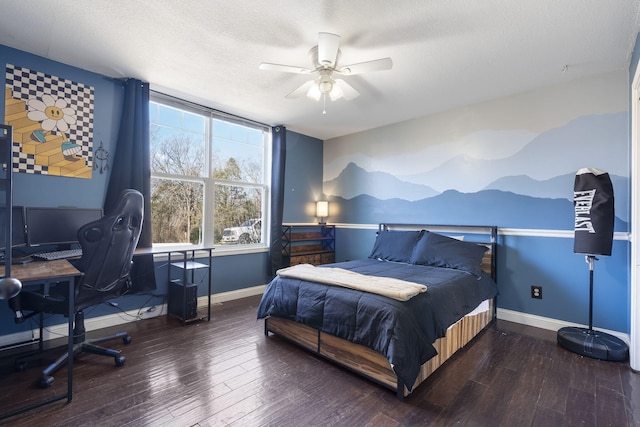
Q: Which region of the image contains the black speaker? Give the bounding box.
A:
[168,279,198,320]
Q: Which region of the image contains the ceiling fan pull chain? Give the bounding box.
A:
[323,94,327,115]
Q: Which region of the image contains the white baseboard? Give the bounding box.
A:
[11,291,627,351]
[0,331,38,350]
[497,308,630,345]
[208,284,266,304]
[0,285,268,348]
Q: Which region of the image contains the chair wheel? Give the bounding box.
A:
[115,355,126,367]
[123,335,132,345]
[40,376,54,388]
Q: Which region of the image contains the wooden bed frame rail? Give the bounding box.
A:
[265,299,494,399]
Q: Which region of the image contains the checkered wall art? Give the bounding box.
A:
[4,64,95,178]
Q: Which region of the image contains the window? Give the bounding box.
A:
[149,95,270,248]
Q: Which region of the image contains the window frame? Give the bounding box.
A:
[149,92,271,252]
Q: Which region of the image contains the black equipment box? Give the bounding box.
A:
[168,279,198,320]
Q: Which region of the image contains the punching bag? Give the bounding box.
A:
[573,168,614,256]
[558,167,627,362]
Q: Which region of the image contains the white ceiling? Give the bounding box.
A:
[1,1,639,140]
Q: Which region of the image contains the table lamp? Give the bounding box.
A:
[316,201,329,224]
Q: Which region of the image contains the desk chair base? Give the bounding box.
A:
[16,310,132,388]
[38,333,130,388]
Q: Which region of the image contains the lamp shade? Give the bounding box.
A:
[316,201,329,219]
[573,168,614,256]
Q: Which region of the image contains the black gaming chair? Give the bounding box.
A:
[16,189,144,387]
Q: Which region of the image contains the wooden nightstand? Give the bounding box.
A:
[282,224,335,266]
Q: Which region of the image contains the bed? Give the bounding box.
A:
[257,224,498,399]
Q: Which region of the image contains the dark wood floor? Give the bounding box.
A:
[0,295,638,426]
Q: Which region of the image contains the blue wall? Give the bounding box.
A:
[325,71,632,335]
[1,44,122,208]
[283,131,324,223]
[0,45,322,336]
[334,227,629,333]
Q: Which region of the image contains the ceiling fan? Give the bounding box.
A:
[259,32,392,111]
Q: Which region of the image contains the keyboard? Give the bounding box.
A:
[32,248,83,261]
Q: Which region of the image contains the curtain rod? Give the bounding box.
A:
[149,89,271,130]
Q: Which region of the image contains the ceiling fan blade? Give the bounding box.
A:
[317,32,341,67]
[334,79,359,101]
[337,57,393,75]
[259,62,313,74]
[285,80,316,98]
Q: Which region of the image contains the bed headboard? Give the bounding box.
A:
[378,224,498,281]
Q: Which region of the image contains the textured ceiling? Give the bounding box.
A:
[0,0,639,140]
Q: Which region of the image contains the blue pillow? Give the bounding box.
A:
[410,231,488,277]
[369,230,424,263]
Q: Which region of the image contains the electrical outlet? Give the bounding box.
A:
[531,285,542,299]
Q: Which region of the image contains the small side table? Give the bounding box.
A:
[134,245,213,325]
[165,247,213,325]
[168,259,210,323]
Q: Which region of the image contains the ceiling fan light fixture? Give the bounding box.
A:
[334,79,359,101]
[306,83,322,101]
[319,80,333,94]
[261,31,391,106]
[329,85,344,101]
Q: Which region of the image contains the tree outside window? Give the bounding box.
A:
[149,98,269,247]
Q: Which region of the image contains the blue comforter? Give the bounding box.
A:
[257,259,498,390]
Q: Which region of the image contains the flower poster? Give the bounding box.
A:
[4,64,94,178]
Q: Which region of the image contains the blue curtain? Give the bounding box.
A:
[268,126,286,277]
[105,79,156,292]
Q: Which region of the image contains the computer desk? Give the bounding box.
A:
[0,259,81,420]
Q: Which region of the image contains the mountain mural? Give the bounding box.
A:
[483,174,574,199]
[396,113,627,193]
[323,162,439,201]
[323,112,630,227]
[324,163,629,223]
[328,190,628,231]
[483,172,628,222]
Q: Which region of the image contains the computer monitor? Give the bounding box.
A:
[26,207,103,247]
[0,206,27,250]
